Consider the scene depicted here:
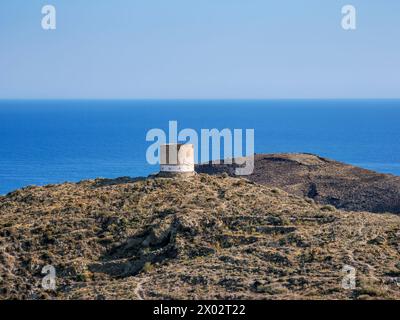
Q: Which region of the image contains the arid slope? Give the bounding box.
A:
[197,153,400,214]
[0,174,399,300]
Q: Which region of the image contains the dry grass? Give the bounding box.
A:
[0,174,399,300]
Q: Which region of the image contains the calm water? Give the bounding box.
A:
[1,100,400,195]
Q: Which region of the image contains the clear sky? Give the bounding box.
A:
[0,0,399,99]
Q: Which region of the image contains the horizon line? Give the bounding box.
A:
[1,98,400,102]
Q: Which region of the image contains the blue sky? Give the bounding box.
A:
[0,0,399,99]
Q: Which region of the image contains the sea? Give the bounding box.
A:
[1,99,400,195]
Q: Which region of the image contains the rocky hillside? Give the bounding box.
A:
[197,153,400,214]
[1,174,399,300]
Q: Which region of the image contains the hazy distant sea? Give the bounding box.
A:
[1,100,400,195]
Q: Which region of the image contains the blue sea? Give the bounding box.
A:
[1,100,400,195]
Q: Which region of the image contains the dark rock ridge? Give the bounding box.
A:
[0,174,399,300]
[196,153,400,214]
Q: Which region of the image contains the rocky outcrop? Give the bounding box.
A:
[196,153,400,214]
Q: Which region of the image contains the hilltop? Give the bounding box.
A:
[197,153,400,214]
[0,173,399,300]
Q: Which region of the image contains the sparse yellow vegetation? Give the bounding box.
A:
[0,174,399,300]
[142,262,154,273]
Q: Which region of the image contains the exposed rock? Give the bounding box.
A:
[196,153,400,214]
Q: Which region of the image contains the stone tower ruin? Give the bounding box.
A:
[159,144,195,176]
